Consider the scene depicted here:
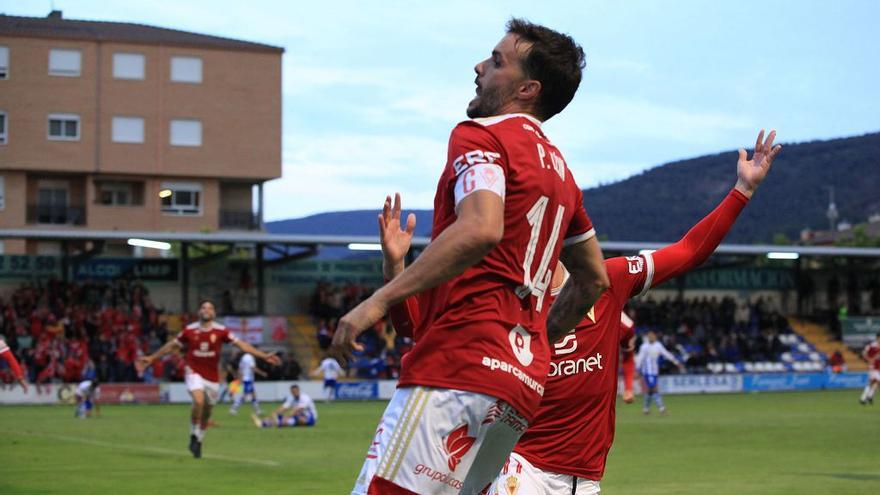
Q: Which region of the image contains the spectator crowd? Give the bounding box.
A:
[309,281,412,380]
[0,279,300,387]
[629,295,794,373]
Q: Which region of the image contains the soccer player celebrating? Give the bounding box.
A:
[229,351,267,415]
[251,384,318,428]
[0,337,28,393]
[859,332,880,405]
[486,129,780,494]
[343,19,610,495]
[137,299,281,458]
[389,130,780,494]
[635,330,685,415]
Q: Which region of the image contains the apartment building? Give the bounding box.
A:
[0,11,283,255]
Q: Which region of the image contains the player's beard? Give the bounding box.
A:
[467,84,505,119]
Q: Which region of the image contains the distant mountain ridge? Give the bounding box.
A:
[267,131,880,244]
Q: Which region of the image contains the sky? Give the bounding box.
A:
[3,0,879,220]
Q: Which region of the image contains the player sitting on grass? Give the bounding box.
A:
[251,384,317,427]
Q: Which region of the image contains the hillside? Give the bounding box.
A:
[268,132,880,244]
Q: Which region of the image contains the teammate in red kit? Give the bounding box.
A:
[0,337,28,393]
[485,129,781,494]
[342,19,610,495]
[859,332,880,405]
[136,300,280,458]
[378,130,779,494]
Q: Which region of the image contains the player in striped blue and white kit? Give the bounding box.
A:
[229,352,266,415]
[74,379,100,418]
[635,331,683,415]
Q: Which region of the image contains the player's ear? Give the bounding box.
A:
[518,79,541,105]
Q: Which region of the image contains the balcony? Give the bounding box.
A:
[219,209,260,230]
[27,204,86,226]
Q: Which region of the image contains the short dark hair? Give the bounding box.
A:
[506,18,586,120]
[198,299,215,309]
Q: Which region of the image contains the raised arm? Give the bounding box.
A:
[546,236,610,343]
[331,190,504,360]
[648,130,782,288]
[233,340,281,367]
[379,194,421,338]
[136,339,182,372]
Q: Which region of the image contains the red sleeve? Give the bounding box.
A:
[222,329,236,343]
[175,329,188,346]
[0,348,24,380]
[563,183,595,247]
[649,189,749,289]
[604,255,651,303]
[388,296,420,340]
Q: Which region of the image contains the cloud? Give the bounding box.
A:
[266,133,447,220]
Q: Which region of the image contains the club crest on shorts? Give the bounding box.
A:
[505,475,520,495]
[509,325,534,366]
[444,423,476,471]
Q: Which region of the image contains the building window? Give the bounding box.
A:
[0,111,6,144]
[170,56,202,83]
[112,52,145,80]
[161,182,202,215]
[96,180,143,206]
[49,49,81,77]
[48,113,80,141]
[0,46,8,79]
[169,119,202,147]
[112,116,144,143]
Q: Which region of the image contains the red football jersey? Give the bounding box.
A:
[865,342,880,370]
[397,114,594,421]
[175,322,236,382]
[514,255,651,480]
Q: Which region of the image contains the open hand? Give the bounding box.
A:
[735,129,782,198]
[378,193,416,278]
[329,296,390,366]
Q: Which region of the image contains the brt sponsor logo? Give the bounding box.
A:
[334,381,378,400]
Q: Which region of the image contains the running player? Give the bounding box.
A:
[312,354,343,402]
[388,130,779,494]
[859,332,880,405]
[251,384,318,427]
[635,330,685,415]
[136,299,281,458]
[230,351,266,415]
[0,337,28,392]
[74,379,100,418]
[342,19,610,495]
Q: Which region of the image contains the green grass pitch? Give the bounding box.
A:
[1,390,878,494]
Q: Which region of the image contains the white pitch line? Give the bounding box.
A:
[12,431,281,467]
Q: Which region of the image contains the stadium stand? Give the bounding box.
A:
[629,296,831,374]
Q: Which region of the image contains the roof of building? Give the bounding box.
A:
[2,229,880,257]
[0,12,284,54]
